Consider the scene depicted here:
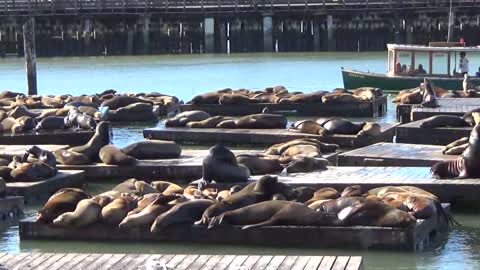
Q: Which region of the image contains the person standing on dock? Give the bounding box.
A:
[459,52,469,75]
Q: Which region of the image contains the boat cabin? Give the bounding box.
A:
[387,43,480,77]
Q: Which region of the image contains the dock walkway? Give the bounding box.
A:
[395,119,471,145]
[0,253,363,270]
[396,98,480,123]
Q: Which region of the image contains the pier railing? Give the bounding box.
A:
[1,0,479,15]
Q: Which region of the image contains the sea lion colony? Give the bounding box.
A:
[0,90,179,131]
[38,177,453,231]
[188,86,383,105]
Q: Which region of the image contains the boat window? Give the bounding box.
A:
[397,51,413,74]
[415,52,429,75]
[432,52,449,75]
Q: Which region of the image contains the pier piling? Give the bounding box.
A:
[263,15,273,52]
[22,17,37,95]
[204,17,215,53]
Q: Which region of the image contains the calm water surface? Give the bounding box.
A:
[0,53,479,270]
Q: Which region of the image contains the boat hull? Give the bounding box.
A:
[342,69,480,91]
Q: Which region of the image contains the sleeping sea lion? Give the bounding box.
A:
[163,111,211,127]
[338,200,416,227]
[53,149,91,165]
[236,154,283,175]
[53,198,102,227]
[121,140,181,160]
[234,113,287,129]
[101,195,138,226]
[419,115,469,128]
[99,145,136,165]
[100,96,153,110]
[37,188,91,223]
[35,116,66,131]
[119,195,179,229]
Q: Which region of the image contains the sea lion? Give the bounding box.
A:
[78,106,102,119]
[419,115,469,128]
[64,108,97,130]
[151,181,184,195]
[151,199,215,233]
[341,185,363,197]
[357,122,382,138]
[289,120,328,136]
[293,187,316,203]
[208,200,340,229]
[37,188,91,223]
[105,103,156,122]
[126,193,161,216]
[164,111,211,127]
[186,116,236,128]
[431,124,480,179]
[442,137,469,155]
[319,118,365,135]
[189,90,231,105]
[11,116,35,134]
[463,73,473,93]
[119,195,179,229]
[53,149,91,165]
[68,121,111,159]
[338,200,416,227]
[99,145,136,165]
[219,94,258,105]
[305,187,340,205]
[201,145,250,185]
[111,178,138,194]
[0,177,5,197]
[101,96,153,110]
[134,180,159,195]
[7,105,39,119]
[462,109,480,126]
[121,140,181,160]
[216,185,242,201]
[236,154,283,175]
[234,113,287,129]
[265,138,339,155]
[0,90,24,99]
[101,195,138,226]
[278,91,328,104]
[23,146,57,167]
[197,175,295,225]
[0,166,13,182]
[421,79,438,108]
[283,156,329,174]
[52,198,102,227]
[280,144,321,158]
[10,162,57,182]
[35,116,66,131]
[322,93,366,103]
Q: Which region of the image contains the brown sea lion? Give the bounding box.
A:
[338,200,416,227]
[280,144,321,158]
[11,116,35,134]
[7,105,39,119]
[219,94,258,105]
[134,180,159,195]
[100,96,153,110]
[101,195,138,226]
[186,116,236,128]
[78,106,102,118]
[37,188,91,223]
[289,120,328,136]
[462,109,480,126]
[421,79,438,108]
[68,121,110,159]
[232,113,287,129]
[112,178,140,194]
[419,115,469,128]
[22,146,56,167]
[190,90,230,105]
[119,195,179,229]
[53,149,91,165]
[322,93,366,103]
[35,116,66,131]
[208,200,340,229]
[305,187,340,205]
[53,198,102,227]
[283,156,329,174]
[278,91,328,104]
[151,181,184,195]
[236,154,283,175]
[357,122,382,138]
[121,140,181,160]
[216,185,242,201]
[10,162,57,182]
[201,144,250,185]
[151,199,215,233]
[99,145,136,165]
[265,138,338,155]
[442,137,469,155]
[106,103,156,122]
[341,185,363,197]
[163,110,211,127]
[126,193,161,216]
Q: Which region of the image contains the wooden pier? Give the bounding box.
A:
[395,119,471,145]
[337,142,456,167]
[144,123,398,148]
[180,96,387,117]
[0,129,94,146]
[19,203,448,251]
[6,170,85,204]
[396,98,480,123]
[57,149,339,180]
[0,196,23,221]
[0,253,363,270]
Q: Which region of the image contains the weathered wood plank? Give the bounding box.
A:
[317,256,336,270]
[291,256,310,270]
[331,256,351,270]
[277,256,299,270]
[187,255,211,270]
[0,129,94,145]
[71,253,103,270]
[211,255,236,270]
[345,257,363,270]
[123,254,151,269]
[84,253,114,270]
[22,252,55,269]
[200,255,224,270]
[252,255,273,270]
[174,254,200,270]
[231,255,251,269]
[0,252,31,266]
[49,253,89,270]
[265,255,286,270]
[7,252,44,269]
[303,256,324,270]
[97,253,127,270]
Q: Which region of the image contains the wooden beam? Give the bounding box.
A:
[22,17,37,95]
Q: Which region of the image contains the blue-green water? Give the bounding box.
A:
[0,52,479,270]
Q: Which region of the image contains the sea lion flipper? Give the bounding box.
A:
[241,218,276,230]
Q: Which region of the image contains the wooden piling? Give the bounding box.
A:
[22,17,37,95]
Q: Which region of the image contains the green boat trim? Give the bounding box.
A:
[342,68,480,91]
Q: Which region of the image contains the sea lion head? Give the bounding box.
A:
[341,185,363,197]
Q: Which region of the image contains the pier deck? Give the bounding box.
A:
[144,123,398,148]
[19,202,448,251]
[0,253,363,270]
[180,96,387,117]
[396,98,480,123]
[6,170,85,204]
[0,145,67,159]
[337,142,456,167]
[57,150,339,180]
[0,196,23,221]
[0,129,94,145]
[395,119,471,145]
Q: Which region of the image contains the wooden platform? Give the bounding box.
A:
[144,123,398,148]
[180,96,387,117]
[0,129,94,145]
[395,119,472,145]
[6,170,85,204]
[0,145,68,160]
[337,142,457,167]
[57,150,339,180]
[0,253,363,270]
[396,98,480,123]
[19,202,447,251]
[0,196,23,221]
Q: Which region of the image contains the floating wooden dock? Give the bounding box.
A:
[180,96,387,117]
[396,98,480,123]
[57,150,339,180]
[0,253,363,270]
[395,119,471,145]
[19,203,447,251]
[0,145,67,159]
[337,142,457,167]
[6,170,85,204]
[0,129,94,145]
[0,196,24,221]
[144,123,398,148]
